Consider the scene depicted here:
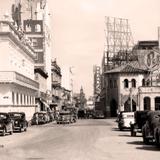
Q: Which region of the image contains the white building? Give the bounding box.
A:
[0,21,39,120]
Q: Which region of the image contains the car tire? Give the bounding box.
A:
[155,133,160,147]
[2,128,6,136]
[19,127,22,132]
[10,130,13,135]
[143,136,149,145]
[24,128,27,132]
[131,130,136,136]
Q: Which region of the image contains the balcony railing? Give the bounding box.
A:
[0,71,39,90]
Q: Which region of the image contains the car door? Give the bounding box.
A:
[6,117,12,132]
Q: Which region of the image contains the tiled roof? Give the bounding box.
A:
[105,61,148,74]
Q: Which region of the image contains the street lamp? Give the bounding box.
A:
[129,88,132,112]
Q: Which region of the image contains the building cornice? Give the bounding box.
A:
[0,21,36,60]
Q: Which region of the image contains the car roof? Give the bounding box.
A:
[0,112,8,115]
[8,112,25,114]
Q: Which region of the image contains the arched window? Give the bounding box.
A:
[131,79,136,88]
[142,79,145,86]
[155,97,160,110]
[144,97,151,110]
[124,79,129,88]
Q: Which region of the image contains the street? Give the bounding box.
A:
[0,119,159,160]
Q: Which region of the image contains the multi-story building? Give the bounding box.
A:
[11,0,52,107]
[0,0,52,119]
[0,21,39,120]
[103,41,160,117]
[51,59,62,110]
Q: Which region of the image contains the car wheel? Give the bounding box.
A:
[155,133,160,147]
[19,127,22,132]
[131,130,136,136]
[10,130,13,135]
[24,128,27,132]
[2,128,6,136]
[143,135,149,145]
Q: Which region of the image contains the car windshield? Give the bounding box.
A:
[0,114,7,120]
[123,114,134,118]
[10,113,23,119]
[38,113,45,117]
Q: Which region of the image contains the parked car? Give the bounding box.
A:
[65,107,77,123]
[130,111,149,136]
[117,112,134,131]
[0,112,13,136]
[31,111,50,125]
[48,111,55,122]
[93,110,105,119]
[154,116,160,146]
[56,111,71,124]
[8,112,28,132]
[142,111,160,144]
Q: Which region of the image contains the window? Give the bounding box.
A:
[16,93,19,105]
[114,80,117,88]
[142,79,145,86]
[144,97,151,110]
[35,24,41,32]
[20,94,23,105]
[131,79,136,88]
[110,79,113,88]
[124,79,129,88]
[12,92,14,105]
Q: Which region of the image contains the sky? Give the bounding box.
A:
[49,0,160,97]
[1,0,160,97]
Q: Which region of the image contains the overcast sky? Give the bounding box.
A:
[49,0,160,96]
[1,0,160,97]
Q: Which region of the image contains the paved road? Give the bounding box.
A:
[0,119,159,160]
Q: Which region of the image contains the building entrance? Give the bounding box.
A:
[110,99,117,117]
[124,98,136,112]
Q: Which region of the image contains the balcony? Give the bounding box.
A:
[0,71,39,90]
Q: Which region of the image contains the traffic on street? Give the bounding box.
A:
[0,118,159,160]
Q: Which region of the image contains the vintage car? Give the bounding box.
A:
[47,111,55,122]
[130,111,149,136]
[93,110,105,119]
[117,111,134,131]
[56,111,72,124]
[0,112,13,136]
[65,107,77,123]
[154,122,160,147]
[8,112,28,132]
[31,111,50,125]
[142,111,160,144]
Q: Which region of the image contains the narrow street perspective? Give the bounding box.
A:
[0,0,160,160]
[0,119,159,160]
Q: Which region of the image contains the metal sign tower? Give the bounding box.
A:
[104,17,134,68]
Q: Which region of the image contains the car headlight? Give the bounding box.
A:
[15,121,18,124]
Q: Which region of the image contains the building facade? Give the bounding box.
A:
[51,59,62,110]
[103,41,160,117]
[0,21,39,120]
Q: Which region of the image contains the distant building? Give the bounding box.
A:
[51,59,62,110]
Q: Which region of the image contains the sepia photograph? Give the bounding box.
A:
[0,0,160,159]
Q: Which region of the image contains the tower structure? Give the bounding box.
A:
[104,17,134,69]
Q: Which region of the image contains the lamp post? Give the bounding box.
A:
[129,88,132,112]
